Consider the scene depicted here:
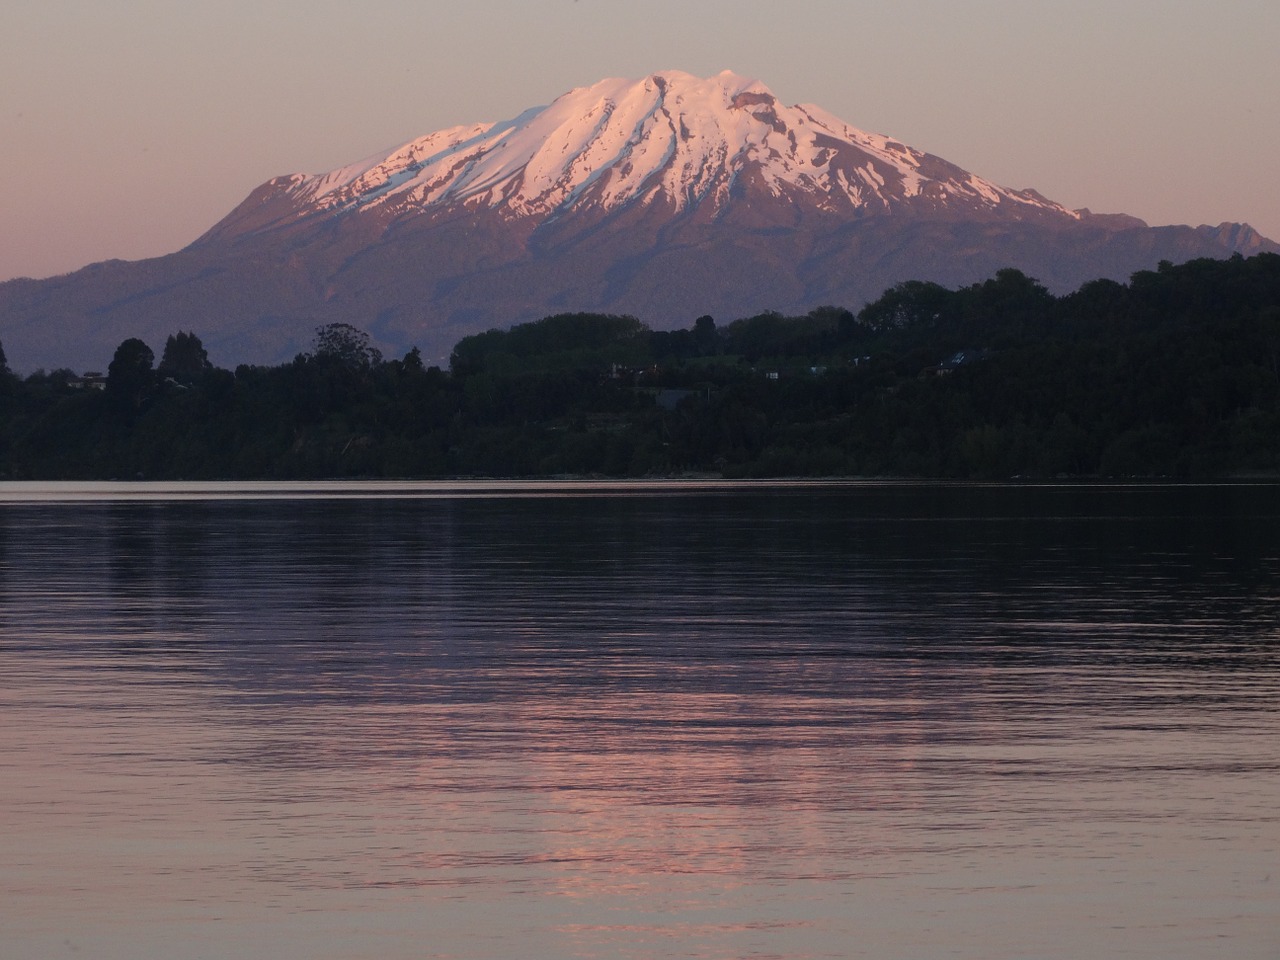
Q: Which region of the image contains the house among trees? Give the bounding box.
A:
[922,349,988,378]
[69,372,107,390]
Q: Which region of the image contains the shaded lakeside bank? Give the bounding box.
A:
[2,254,1278,481]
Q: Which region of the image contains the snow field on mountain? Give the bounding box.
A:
[281,70,1074,224]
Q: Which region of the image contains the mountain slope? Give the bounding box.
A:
[199,70,1080,246]
[2,70,1276,371]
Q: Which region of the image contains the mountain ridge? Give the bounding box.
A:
[2,70,1276,371]
[197,69,1084,246]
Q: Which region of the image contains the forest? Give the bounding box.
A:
[1,252,1278,480]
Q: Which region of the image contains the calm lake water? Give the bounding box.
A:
[1,481,1277,960]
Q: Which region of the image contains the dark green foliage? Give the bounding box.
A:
[158,331,212,385]
[856,279,951,334]
[450,313,648,375]
[311,322,383,371]
[106,338,156,413]
[2,255,1279,479]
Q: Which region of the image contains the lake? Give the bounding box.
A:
[1,481,1277,959]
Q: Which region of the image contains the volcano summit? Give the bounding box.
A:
[2,70,1274,370]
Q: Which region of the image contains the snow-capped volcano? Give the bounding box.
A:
[217,70,1076,239]
[2,71,1275,372]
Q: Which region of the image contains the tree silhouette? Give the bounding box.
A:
[312,323,382,371]
[158,331,212,384]
[106,338,155,411]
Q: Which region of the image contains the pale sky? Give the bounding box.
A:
[2,0,1278,282]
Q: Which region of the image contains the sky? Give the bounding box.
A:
[2,0,1278,282]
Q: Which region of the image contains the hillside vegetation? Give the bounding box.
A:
[1,253,1277,480]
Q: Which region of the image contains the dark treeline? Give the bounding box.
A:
[1,253,1278,479]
